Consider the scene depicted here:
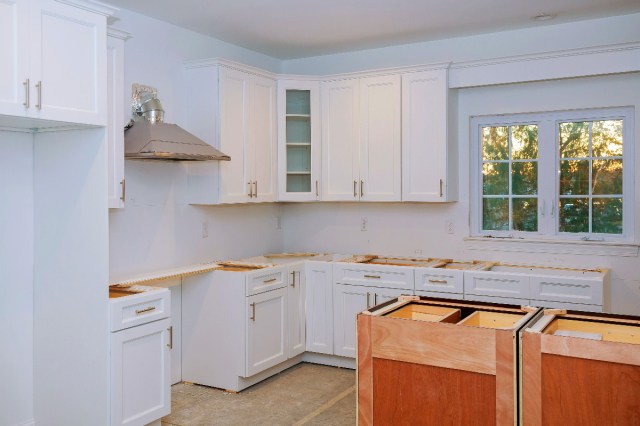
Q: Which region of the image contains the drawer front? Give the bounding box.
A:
[334,263,414,291]
[415,268,463,294]
[529,299,603,313]
[415,289,465,301]
[110,288,170,332]
[464,271,530,299]
[530,276,603,305]
[247,269,286,296]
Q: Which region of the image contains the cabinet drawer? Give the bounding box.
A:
[334,263,414,291]
[110,287,170,332]
[530,276,603,306]
[247,269,286,296]
[415,269,463,294]
[464,271,530,299]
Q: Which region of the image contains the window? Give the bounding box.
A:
[471,108,634,241]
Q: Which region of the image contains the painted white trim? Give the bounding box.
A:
[464,237,639,257]
[107,27,131,40]
[11,420,35,426]
[54,0,118,16]
[449,42,640,88]
[184,58,278,79]
[314,62,451,82]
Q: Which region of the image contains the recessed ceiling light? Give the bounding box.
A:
[532,13,557,21]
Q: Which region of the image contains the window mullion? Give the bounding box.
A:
[537,120,556,237]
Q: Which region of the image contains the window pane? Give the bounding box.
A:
[592,120,623,157]
[592,159,622,195]
[512,162,537,195]
[483,198,509,230]
[559,198,589,233]
[512,198,537,232]
[483,162,509,195]
[592,198,622,234]
[559,122,589,158]
[482,126,508,160]
[559,160,589,195]
[512,125,538,160]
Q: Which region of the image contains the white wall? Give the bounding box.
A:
[108,10,284,280]
[0,132,34,426]
[282,13,640,75]
[283,72,640,315]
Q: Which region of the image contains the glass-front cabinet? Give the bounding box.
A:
[277,80,321,201]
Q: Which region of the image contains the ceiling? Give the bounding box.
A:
[105,0,640,59]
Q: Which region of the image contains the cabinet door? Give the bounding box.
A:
[371,286,407,307]
[251,75,277,202]
[30,0,106,125]
[110,318,171,426]
[359,75,401,201]
[246,288,287,377]
[219,66,251,203]
[287,266,306,358]
[107,32,125,209]
[305,261,334,355]
[0,0,29,117]
[277,80,321,201]
[321,79,360,201]
[402,69,453,201]
[333,283,371,358]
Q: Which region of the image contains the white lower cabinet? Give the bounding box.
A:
[246,287,288,377]
[110,317,171,426]
[305,261,334,355]
[333,283,407,358]
[288,265,306,358]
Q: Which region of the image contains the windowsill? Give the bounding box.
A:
[464,236,639,257]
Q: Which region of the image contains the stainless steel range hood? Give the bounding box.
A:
[124,84,230,161]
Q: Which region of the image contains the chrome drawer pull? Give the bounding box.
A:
[366,292,370,309]
[428,279,448,284]
[374,293,378,306]
[263,278,277,283]
[290,271,296,288]
[250,302,256,321]
[364,275,381,279]
[23,79,30,108]
[167,326,173,349]
[135,306,156,315]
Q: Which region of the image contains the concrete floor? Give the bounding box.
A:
[162,363,356,425]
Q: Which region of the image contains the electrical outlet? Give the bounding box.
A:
[446,219,454,234]
[201,222,209,238]
[414,249,423,255]
[361,217,368,232]
[276,216,282,230]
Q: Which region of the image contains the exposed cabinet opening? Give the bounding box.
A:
[542,317,640,344]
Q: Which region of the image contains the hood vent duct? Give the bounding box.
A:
[124,84,230,161]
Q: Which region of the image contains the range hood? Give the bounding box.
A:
[124,84,230,161]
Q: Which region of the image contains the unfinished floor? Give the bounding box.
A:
[162,363,356,425]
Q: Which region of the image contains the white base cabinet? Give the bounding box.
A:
[288,265,306,357]
[305,261,334,355]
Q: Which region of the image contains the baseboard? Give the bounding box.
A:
[12,420,35,426]
[302,352,356,369]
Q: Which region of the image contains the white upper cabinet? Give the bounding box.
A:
[185,61,277,204]
[322,75,401,202]
[277,79,321,201]
[0,0,110,127]
[359,75,401,201]
[402,68,457,202]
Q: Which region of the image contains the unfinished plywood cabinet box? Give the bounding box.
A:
[521,310,640,425]
[357,296,541,425]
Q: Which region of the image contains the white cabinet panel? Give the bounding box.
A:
[321,79,360,201]
[529,299,603,313]
[107,30,126,209]
[530,276,603,306]
[359,75,401,201]
[110,318,171,426]
[333,284,369,358]
[371,286,406,306]
[334,263,414,291]
[464,271,530,299]
[246,288,288,377]
[0,0,28,117]
[305,261,334,355]
[246,268,286,296]
[287,266,306,358]
[252,75,277,202]
[415,268,464,295]
[402,69,455,201]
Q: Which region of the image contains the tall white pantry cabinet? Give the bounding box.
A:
[184,60,277,204]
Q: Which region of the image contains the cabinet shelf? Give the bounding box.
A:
[287,171,311,175]
[286,114,311,118]
[287,142,311,146]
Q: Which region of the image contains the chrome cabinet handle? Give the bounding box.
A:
[35,81,42,110]
[120,179,126,202]
[439,179,443,197]
[263,278,277,283]
[364,275,381,279]
[250,302,256,321]
[360,180,364,197]
[428,279,448,284]
[254,180,257,198]
[248,181,253,197]
[353,180,357,198]
[23,79,29,108]
[366,292,370,309]
[135,306,156,315]
[167,326,173,349]
[315,180,319,197]
[290,271,296,288]
[374,293,378,306]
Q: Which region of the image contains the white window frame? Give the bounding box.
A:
[470,107,634,243]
